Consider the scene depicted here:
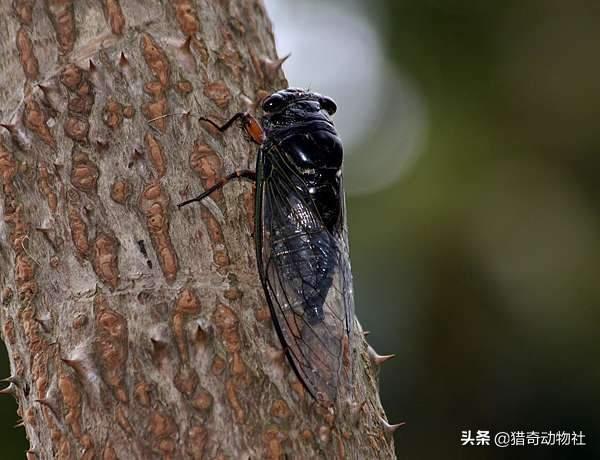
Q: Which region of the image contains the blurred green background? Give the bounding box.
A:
[2,0,600,458]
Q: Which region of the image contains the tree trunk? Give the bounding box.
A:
[0,1,396,458]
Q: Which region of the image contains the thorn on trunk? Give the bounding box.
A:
[0,376,21,386]
[367,345,395,366]
[35,398,58,416]
[379,416,405,434]
[0,383,16,395]
[262,53,291,79]
[118,52,129,68]
[349,399,367,424]
[14,419,25,428]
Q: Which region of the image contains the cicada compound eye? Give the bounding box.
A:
[262,93,286,113]
[319,96,337,115]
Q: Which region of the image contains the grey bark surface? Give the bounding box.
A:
[0,1,397,458]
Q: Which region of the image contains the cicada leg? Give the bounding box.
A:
[199,112,265,144]
[177,169,256,208]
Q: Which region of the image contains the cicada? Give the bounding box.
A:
[179,88,355,405]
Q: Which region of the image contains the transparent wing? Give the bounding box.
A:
[257,145,354,404]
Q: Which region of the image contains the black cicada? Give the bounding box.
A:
[179,88,354,405]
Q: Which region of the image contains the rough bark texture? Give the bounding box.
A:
[0,1,396,458]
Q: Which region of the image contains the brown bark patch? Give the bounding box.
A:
[144,133,167,177]
[139,181,178,282]
[110,179,131,204]
[58,372,82,437]
[93,233,120,288]
[189,141,224,201]
[140,33,171,88]
[170,0,200,36]
[16,27,39,80]
[103,98,124,129]
[70,150,99,193]
[94,294,128,403]
[103,0,126,35]
[64,115,90,142]
[142,96,168,133]
[38,163,58,212]
[23,99,56,147]
[67,205,89,257]
[13,0,34,25]
[175,79,193,95]
[45,0,76,54]
[203,81,231,108]
[200,207,230,268]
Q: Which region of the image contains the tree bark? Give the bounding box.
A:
[0,1,396,458]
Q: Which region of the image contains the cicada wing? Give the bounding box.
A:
[257,146,354,404]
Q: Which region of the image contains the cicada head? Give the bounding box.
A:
[261,88,337,131]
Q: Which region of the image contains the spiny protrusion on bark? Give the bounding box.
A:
[61,343,101,398]
[38,82,66,113]
[92,232,120,289]
[0,122,31,150]
[23,99,56,147]
[379,415,405,434]
[175,36,197,73]
[149,324,170,365]
[172,288,201,363]
[0,374,21,386]
[349,399,367,425]
[16,27,40,81]
[260,53,291,81]
[0,383,17,395]
[144,133,167,178]
[94,294,129,403]
[367,345,396,367]
[203,81,231,109]
[45,0,76,54]
[102,0,126,35]
[70,150,99,193]
[139,181,178,282]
